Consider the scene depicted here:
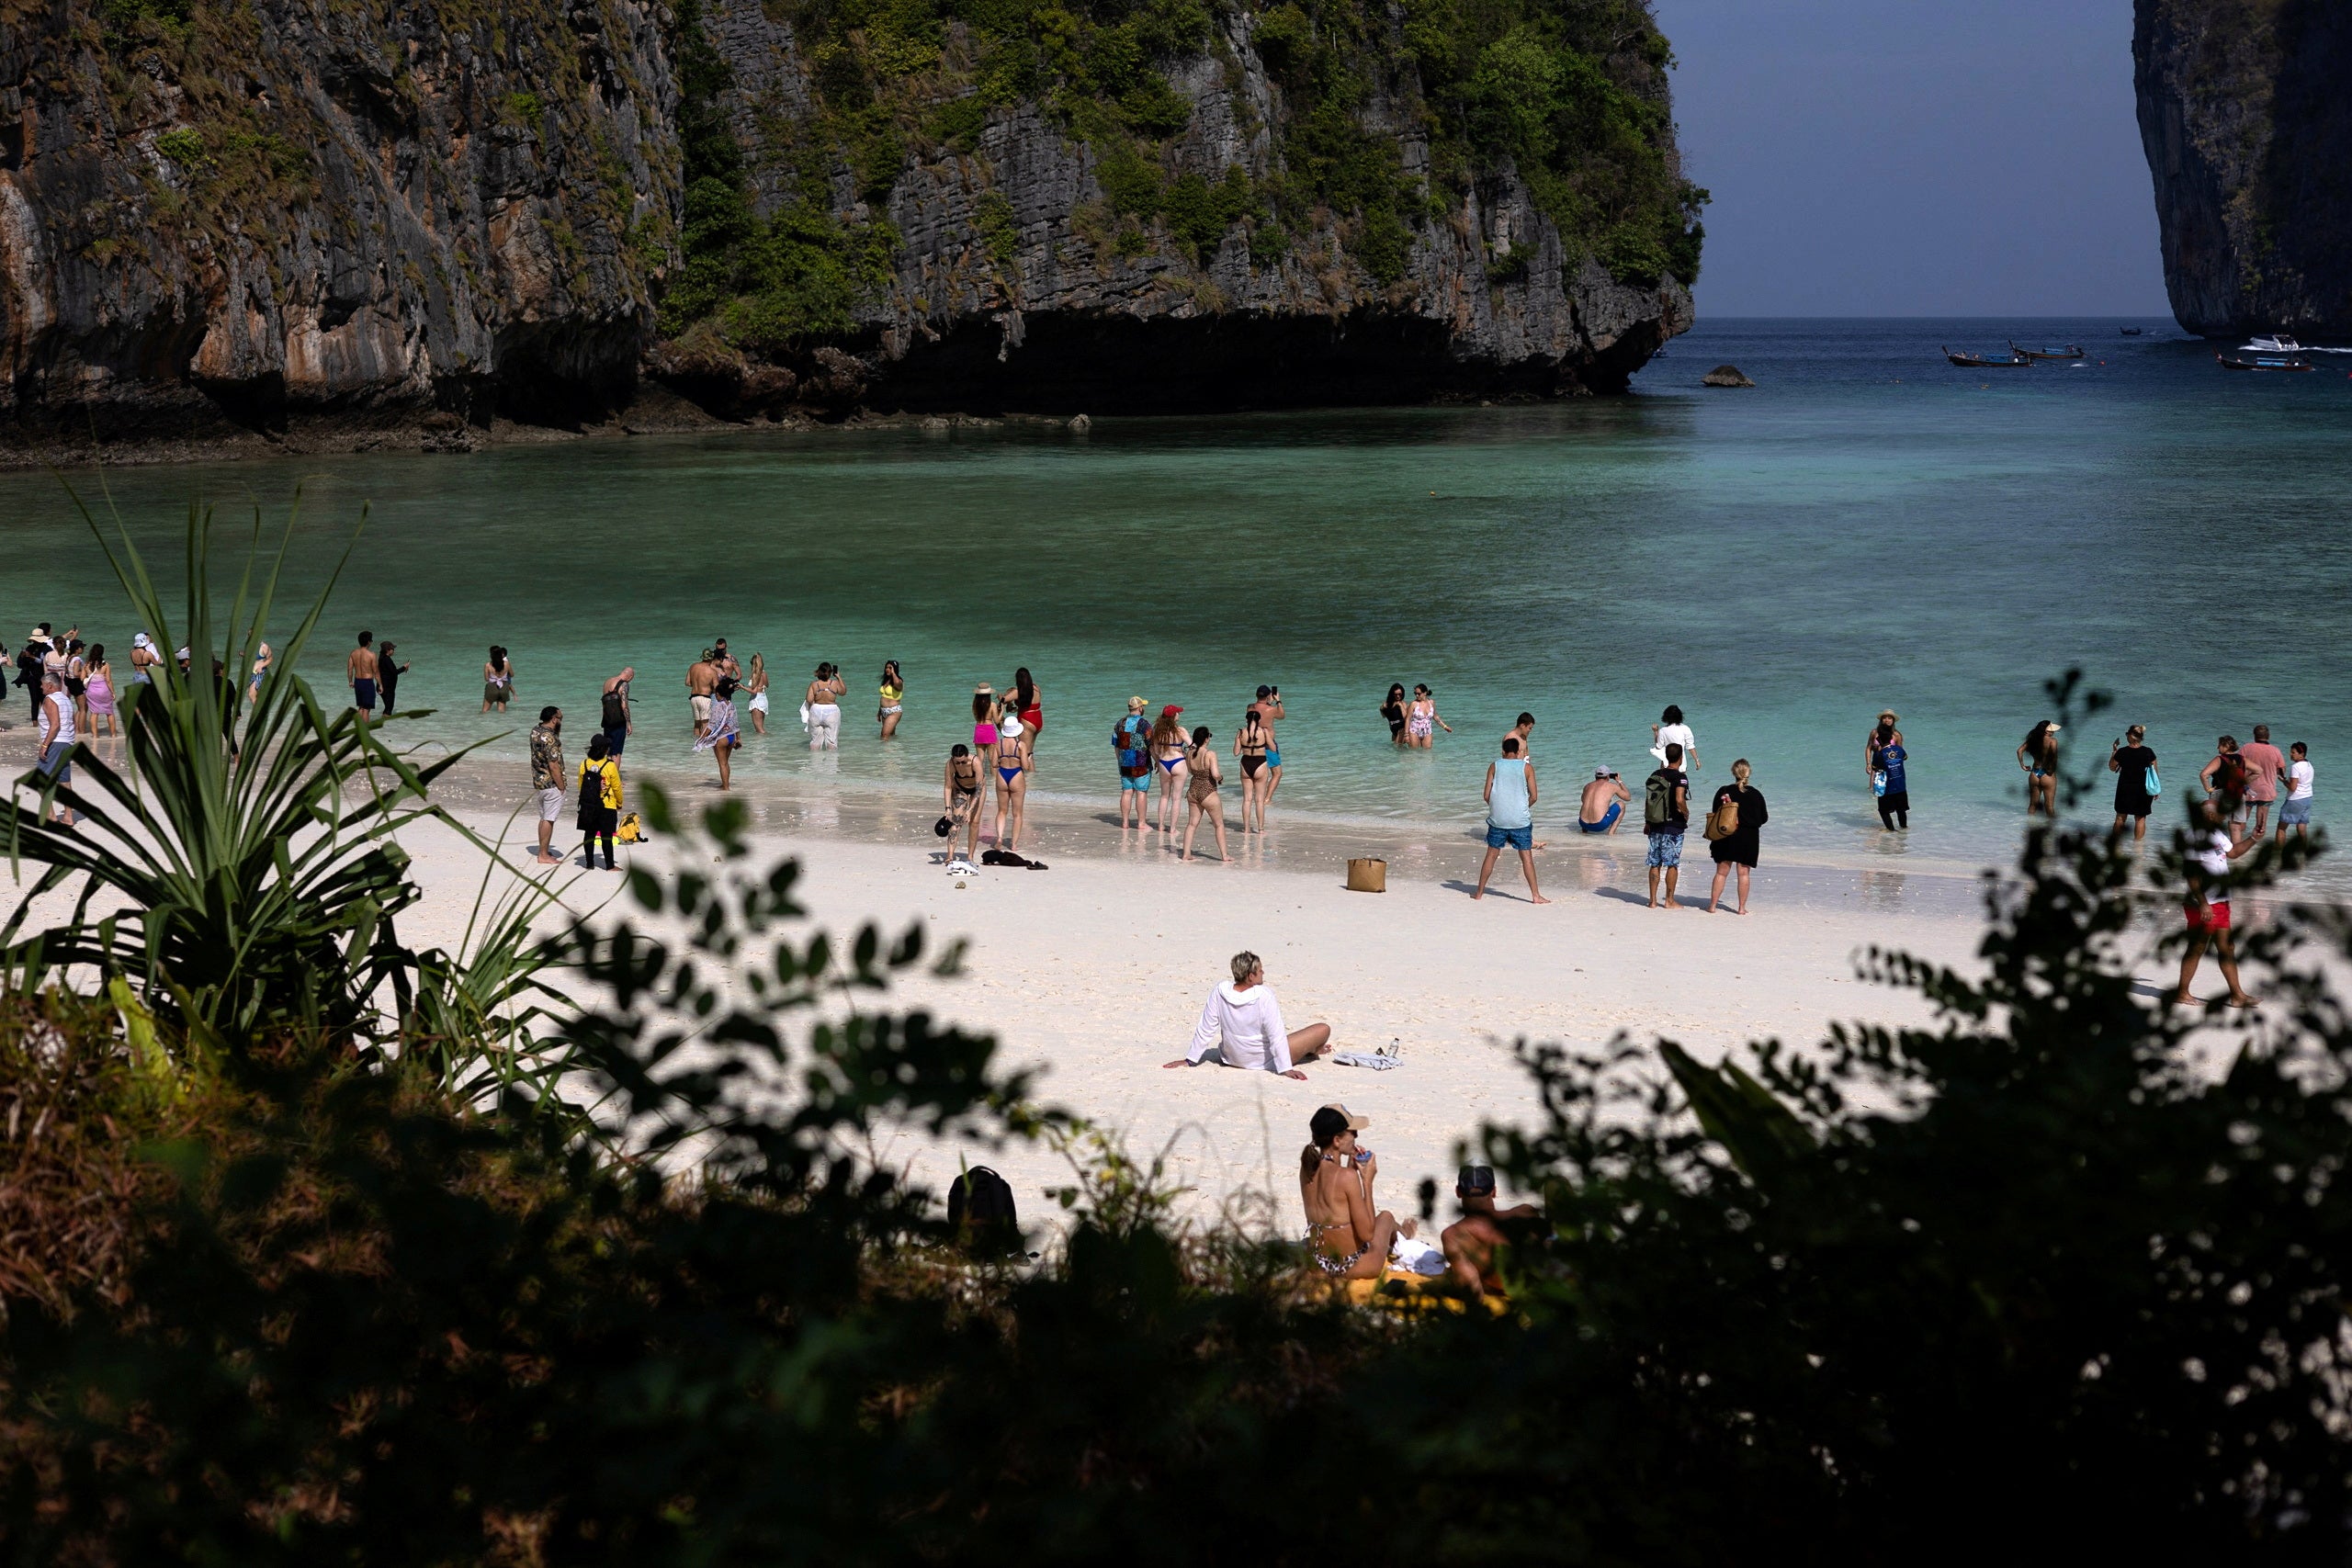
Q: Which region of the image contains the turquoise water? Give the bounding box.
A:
[3,318,2344,878]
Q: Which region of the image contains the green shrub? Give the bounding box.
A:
[976,189,1019,262]
[505,90,545,131]
[153,128,205,168]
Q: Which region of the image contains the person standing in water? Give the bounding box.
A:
[2018,721,2061,818]
[1404,683,1449,749]
[2237,725,2288,840]
[2199,735,2248,840]
[990,693,1030,852]
[481,646,514,714]
[1867,711,1909,829]
[1381,683,1408,746]
[743,654,770,737]
[1650,705,1699,775]
[877,660,905,740]
[348,630,379,719]
[601,667,635,757]
[805,662,845,750]
[1472,737,1546,903]
[2278,742,2315,848]
[82,644,118,750]
[1250,684,1285,813]
[1010,667,1044,750]
[1114,695,1153,829]
[697,675,742,789]
[2109,725,2158,844]
[374,641,409,717]
[686,649,718,739]
[1235,705,1272,834]
[1149,705,1189,835]
[1705,759,1768,914]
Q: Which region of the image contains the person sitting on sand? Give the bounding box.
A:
[1299,1104,1402,1280]
[1580,766,1631,833]
[1441,1164,1544,1295]
[1164,950,1332,1078]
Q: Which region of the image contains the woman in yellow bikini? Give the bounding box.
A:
[877,660,905,739]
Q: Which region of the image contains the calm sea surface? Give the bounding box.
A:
[2,318,2344,882]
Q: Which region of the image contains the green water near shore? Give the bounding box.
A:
[2,318,2344,886]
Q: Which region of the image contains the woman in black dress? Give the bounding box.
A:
[1706,758,1768,914]
[2109,724,2157,844]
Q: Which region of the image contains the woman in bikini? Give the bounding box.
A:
[877,660,905,740]
[2017,720,2061,818]
[1149,705,1189,836]
[481,647,514,714]
[1299,1106,1401,1281]
[744,653,771,736]
[1405,683,1449,750]
[1234,706,1272,834]
[991,694,1030,852]
[805,662,846,750]
[82,644,118,751]
[1182,726,1230,863]
[942,742,983,863]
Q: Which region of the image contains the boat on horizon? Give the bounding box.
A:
[2242,333,2352,355]
[1943,346,2030,368]
[2119,327,2143,336]
[2216,350,2316,372]
[2010,341,2085,362]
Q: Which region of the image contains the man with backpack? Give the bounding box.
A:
[1645,741,1691,909]
[601,667,635,758]
[2200,736,2250,841]
[1113,695,1153,829]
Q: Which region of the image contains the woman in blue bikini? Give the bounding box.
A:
[1149,704,1189,836]
[991,694,1031,852]
[2017,720,2061,818]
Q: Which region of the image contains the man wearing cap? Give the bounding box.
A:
[1579,765,1631,833]
[1163,950,1332,1078]
[1441,1165,1544,1296]
[1114,695,1153,829]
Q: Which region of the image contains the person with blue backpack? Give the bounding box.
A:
[1867,710,1910,830]
[2109,725,2159,844]
[1113,695,1154,829]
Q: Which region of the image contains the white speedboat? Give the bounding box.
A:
[2245,333,2352,355]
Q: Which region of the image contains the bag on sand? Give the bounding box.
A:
[616,811,646,843]
[948,1165,1021,1254]
[1644,768,1677,830]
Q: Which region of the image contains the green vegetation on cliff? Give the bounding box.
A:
[664,0,1702,348]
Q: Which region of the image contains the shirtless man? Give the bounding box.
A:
[1502,712,1535,758]
[686,649,718,739]
[712,638,740,681]
[348,630,379,719]
[601,667,635,758]
[1250,684,1285,808]
[1441,1165,1544,1295]
[1579,767,1632,834]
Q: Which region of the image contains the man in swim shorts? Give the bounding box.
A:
[1580,766,1630,833]
[686,650,717,739]
[347,629,378,717]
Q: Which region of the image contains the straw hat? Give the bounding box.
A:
[1878,709,1899,725]
[1127,695,1148,713]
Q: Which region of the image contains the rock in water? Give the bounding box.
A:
[1702,365,1756,388]
[1068,414,1091,434]
[2137,0,2352,335]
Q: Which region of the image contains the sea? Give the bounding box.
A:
[3,318,2343,889]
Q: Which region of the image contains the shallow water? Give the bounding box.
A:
[2,317,2342,885]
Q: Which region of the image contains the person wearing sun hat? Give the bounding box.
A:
[1114,694,1153,828]
[1867,710,1909,829]
[1162,950,1331,1077]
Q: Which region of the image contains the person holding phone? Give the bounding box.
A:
[2109,725,2158,844]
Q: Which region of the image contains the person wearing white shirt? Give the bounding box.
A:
[1162,951,1332,1079]
[2177,796,2259,1009]
[1650,704,1698,774]
[2277,741,2316,847]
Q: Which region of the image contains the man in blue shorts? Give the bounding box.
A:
[1645,744,1690,908]
[1580,766,1630,833]
[1114,695,1153,828]
[1473,738,1547,903]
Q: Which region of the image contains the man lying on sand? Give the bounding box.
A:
[1163,950,1332,1080]
[1442,1165,1544,1295]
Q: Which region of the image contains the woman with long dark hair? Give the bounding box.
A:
[481,646,514,713]
[2017,720,2061,818]
[1381,683,1408,745]
[877,660,905,740]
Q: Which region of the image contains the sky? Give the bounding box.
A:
[1651,0,2175,317]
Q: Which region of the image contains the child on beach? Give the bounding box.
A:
[2278,742,2314,847]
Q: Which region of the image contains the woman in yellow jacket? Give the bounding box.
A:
[577,733,623,870]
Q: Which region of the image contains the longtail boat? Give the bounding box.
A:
[1943,346,2030,368]
[2009,341,2086,362]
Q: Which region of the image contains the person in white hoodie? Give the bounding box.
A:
[1162,951,1332,1079]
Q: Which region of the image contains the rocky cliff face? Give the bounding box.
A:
[2135,0,2352,336]
[0,0,1699,457]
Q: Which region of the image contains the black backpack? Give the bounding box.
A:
[601,687,628,728]
[1645,768,1678,829]
[947,1165,1021,1254]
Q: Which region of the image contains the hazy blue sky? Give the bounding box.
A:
[1653,0,2174,316]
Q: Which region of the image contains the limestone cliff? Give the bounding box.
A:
[2135,0,2352,336]
[0,0,1701,456]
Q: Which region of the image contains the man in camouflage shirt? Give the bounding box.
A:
[530,705,565,865]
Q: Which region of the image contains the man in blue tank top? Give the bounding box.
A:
[1473,738,1548,903]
